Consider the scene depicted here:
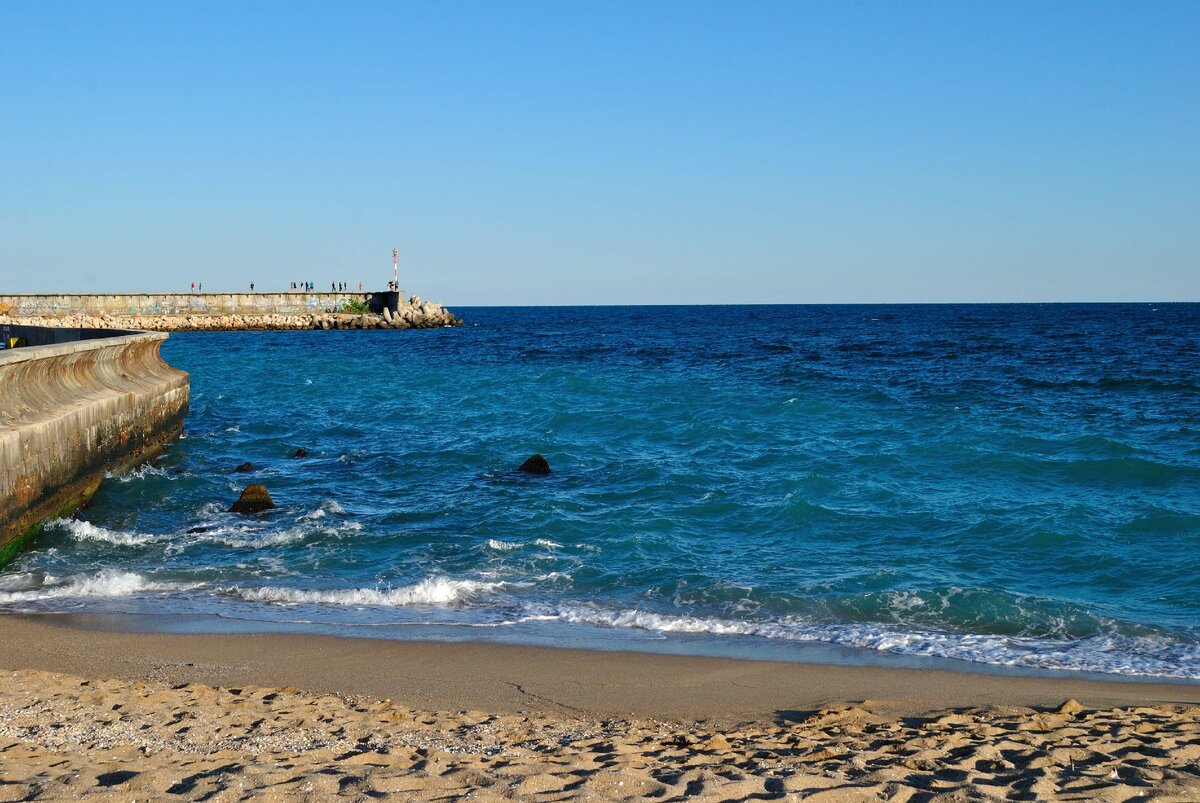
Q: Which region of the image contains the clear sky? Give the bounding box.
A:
[1,1,1197,304]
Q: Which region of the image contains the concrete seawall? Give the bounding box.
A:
[0,326,189,568]
[0,292,398,318]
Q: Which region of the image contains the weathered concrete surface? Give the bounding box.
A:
[0,327,189,568]
[0,292,395,318]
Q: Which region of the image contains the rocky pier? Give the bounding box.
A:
[0,295,462,332]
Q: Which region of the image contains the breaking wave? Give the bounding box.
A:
[0,569,200,604]
[299,500,347,521]
[485,538,562,552]
[485,539,521,551]
[52,518,162,547]
[105,463,172,483]
[541,604,1200,680]
[227,576,505,607]
[49,516,361,552]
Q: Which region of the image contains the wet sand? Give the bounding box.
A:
[2,615,1199,800]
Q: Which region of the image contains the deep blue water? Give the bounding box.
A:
[3,304,1200,679]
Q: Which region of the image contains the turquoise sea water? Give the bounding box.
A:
[3,304,1199,680]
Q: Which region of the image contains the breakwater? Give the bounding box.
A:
[0,292,390,318]
[0,325,189,567]
[0,293,461,331]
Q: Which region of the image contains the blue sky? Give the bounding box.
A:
[1,1,1197,303]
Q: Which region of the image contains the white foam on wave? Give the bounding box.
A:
[486,539,521,552]
[105,464,171,483]
[51,518,161,547]
[486,538,563,552]
[533,572,572,583]
[0,571,48,592]
[0,569,200,604]
[228,576,504,607]
[187,518,362,551]
[553,606,781,638]
[54,506,365,555]
[542,605,1200,680]
[299,500,347,521]
[196,501,225,517]
[196,527,310,550]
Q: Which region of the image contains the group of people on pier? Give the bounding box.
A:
[188,281,369,292]
[288,281,363,292]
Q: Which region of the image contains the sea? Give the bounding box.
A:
[3,304,1199,682]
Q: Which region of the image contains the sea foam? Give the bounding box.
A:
[105,463,172,483]
[543,604,1200,680]
[485,539,522,551]
[51,518,162,547]
[229,576,503,607]
[0,569,199,604]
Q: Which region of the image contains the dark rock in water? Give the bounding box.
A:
[234,462,254,473]
[518,454,551,475]
[291,448,309,458]
[229,484,275,514]
[186,525,209,534]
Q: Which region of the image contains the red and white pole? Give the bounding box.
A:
[393,248,399,290]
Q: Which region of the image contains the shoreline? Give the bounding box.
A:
[3,614,1198,720]
[26,607,1200,690]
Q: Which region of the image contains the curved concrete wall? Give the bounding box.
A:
[0,328,189,567]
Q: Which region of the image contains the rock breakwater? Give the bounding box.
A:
[0,296,461,332]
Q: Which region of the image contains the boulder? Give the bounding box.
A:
[233,462,254,473]
[229,484,275,514]
[291,448,309,458]
[518,454,551,475]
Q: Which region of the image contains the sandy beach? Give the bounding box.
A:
[2,616,1199,800]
